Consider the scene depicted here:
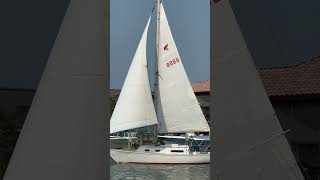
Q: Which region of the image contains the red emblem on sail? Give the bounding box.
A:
[164,43,169,51]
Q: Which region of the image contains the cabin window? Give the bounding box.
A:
[171,150,184,153]
[155,150,160,152]
[145,149,150,152]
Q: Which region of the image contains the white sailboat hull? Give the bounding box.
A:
[110,149,210,164]
[110,145,210,164]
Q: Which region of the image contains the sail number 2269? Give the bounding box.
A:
[166,57,180,68]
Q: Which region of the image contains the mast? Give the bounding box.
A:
[153,2,210,134]
[153,0,161,143]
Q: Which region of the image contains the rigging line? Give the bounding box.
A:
[248,129,291,151]
[210,0,215,7]
[151,0,157,13]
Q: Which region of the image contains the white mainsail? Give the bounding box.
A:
[110,16,158,134]
[212,0,305,179]
[156,3,210,133]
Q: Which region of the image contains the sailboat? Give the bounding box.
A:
[110,0,210,164]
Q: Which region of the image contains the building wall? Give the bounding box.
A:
[195,92,210,126]
[195,92,320,179]
[0,89,35,178]
[271,97,320,179]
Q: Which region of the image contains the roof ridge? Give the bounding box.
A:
[192,80,209,84]
[0,87,36,91]
[259,55,320,70]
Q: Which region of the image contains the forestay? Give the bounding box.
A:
[156,3,210,133]
[110,16,158,134]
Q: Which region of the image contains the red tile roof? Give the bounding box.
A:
[260,56,320,96]
[192,80,210,93]
[192,56,320,96]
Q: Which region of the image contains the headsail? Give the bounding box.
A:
[212,0,304,179]
[156,2,210,133]
[110,16,158,134]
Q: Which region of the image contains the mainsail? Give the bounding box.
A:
[156,2,210,133]
[110,16,158,134]
[212,0,304,179]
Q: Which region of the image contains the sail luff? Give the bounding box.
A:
[156,3,210,133]
[110,16,158,134]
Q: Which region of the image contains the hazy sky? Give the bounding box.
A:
[1,0,320,89]
[230,0,320,68]
[110,0,210,89]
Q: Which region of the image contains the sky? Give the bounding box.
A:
[1,0,320,89]
[110,0,210,89]
[230,0,320,68]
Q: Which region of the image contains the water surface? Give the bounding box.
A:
[110,160,210,180]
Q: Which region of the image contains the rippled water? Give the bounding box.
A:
[110,160,210,180]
